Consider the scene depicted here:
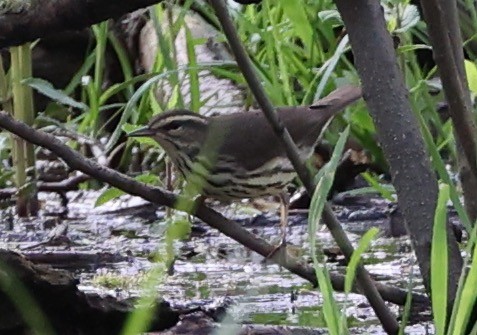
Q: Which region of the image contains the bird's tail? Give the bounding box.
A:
[310,85,363,115]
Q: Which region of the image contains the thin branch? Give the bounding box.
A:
[0,111,428,307]
[37,174,90,192]
[208,0,399,332]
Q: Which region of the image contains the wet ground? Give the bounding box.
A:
[0,190,435,334]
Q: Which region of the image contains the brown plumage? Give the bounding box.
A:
[129,85,362,200]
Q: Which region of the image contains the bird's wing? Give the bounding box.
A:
[206,85,362,172]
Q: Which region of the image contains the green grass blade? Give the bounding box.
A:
[309,126,350,334]
[361,172,395,201]
[398,266,414,334]
[99,73,157,106]
[184,26,201,112]
[277,0,313,51]
[415,102,472,232]
[309,125,350,223]
[64,52,96,96]
[452,235,477,335]
[446,220,477,333]
[431,183,450,335]
[344,227,379,294]
[314,35,350,102]
[107,31,134,99]
[105,70,183,151]
[340,227,378,334]
[23,77,88,111]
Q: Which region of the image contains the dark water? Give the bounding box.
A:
[0,191,434,334]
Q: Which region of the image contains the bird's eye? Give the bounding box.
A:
[161,121,182,131]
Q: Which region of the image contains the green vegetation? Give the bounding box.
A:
[2,0,477,333]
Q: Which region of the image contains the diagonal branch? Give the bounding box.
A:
[208,0,399,333]
[0,111,428,308]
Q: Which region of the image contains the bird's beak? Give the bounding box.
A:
[128,127,155,137]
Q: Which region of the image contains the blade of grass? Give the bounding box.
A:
[341,227,379,333]
[451,240,477,335]
[413,89,471,232]
[446,220,477,333]
[266,1,295,105]
[398,266,414,334]
[344,227,379,293]
[107,31,134,98]
[64,52,96,96]
[431,183,450,335]
[23,77,88,111]
[277,0,313,51]
[309,126,350,334]
[362,172,395,201]
[184,26,201,112]
[151,5,184,108]
[106,69,188,151]
[314,35,350,101]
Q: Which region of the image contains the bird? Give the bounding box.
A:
[128,85,362,250]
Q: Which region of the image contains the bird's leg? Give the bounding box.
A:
[279,192,290,246]
[266,192,290,260]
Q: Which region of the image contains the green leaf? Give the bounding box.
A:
[122,123,139,133]
[166,218,191,240]
[100,73,157,106]
[148,88,162,115]
[318,10,342,24]
[344,227,379,293]
[185,26,201,112]
[465,60,477,94]
[351,108,375,132]
[362,172,395,201]
[135,173,161,185]
[23,78,88,111]
[105,71,177,151]
[340,185,396,198]
[167,85,180,110]
[431,183,449,335]
[314,36,350,102]
[95,187,125,207]
[453,232,477,335]
[387,17,397,33]
[395,5,420,33]
[310,126,350,223]
[278,0,313,50]
[397,44,432,54]
[308,126,351,335]
[64,52,96,95]
[95,173,161,207]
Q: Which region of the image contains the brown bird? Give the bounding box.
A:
[129,85,362,248]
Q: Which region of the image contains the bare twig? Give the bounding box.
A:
[37,174,90,192]
[208,0,399,332]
